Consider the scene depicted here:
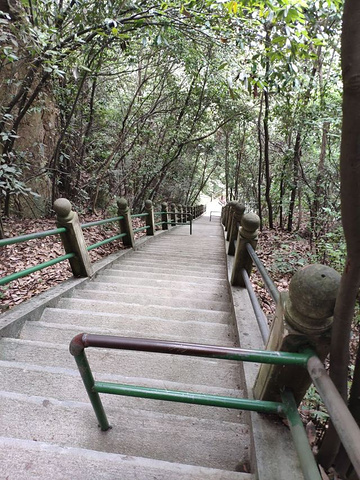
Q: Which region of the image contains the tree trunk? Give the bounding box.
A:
[263,88,273,228]
[318,0,360,472]
[287,131,301,232]
[257,93,264,230]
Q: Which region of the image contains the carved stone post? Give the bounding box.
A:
[117,197,135,248]
[228,203,245,256]
[254,264,341,405]
[170,203,177,226]
[161,202,168,230]
[177,204,183,224]
[53,198,93,277]
[226,201,237,240]
[231,212,260,287]
[144,200,155,236]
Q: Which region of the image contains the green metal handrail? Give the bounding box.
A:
[0,227,66,247]
[131,213,149,218]
[0,252,75,286]
[81,216,124,229]
[133,225,150,234]
[87,233,127,251]
[69,333,321,480]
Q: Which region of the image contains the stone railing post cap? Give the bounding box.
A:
[241,212,260,231]
[145,200,152,208]
[117,198,128,209]
[53,198,72,217]
[234,203,245,214]
[289,264,341,320]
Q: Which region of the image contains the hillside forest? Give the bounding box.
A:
[2,0,360,478]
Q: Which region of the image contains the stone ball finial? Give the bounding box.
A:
[241,212,260,233]
[145,200,152,209]
[285,264,341,334]
[234,203,245,217]
[117,197,128,211]
[53,198,72,217]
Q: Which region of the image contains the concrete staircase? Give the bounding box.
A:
[0,215,255,479]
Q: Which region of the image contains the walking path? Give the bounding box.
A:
[0,214,255,479]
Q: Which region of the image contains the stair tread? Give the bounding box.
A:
[74,288,231,310]
[0,390,250,471]
[25,317,236,346]
[55,298,232,323]
[0,360,246,422]
[86,280,231,302]
[0,338,245,390]
[0,436,254,480]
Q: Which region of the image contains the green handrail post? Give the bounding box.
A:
[254,264,341,405]
[161,202,168,230]
[170,203,177,226]
[228,202,245,256]
[117,197,135,248]
[231,212,260,287]
[53,198,93,277]
[69,334,111,431]
[144,200,155,236]
[281,389,322,480]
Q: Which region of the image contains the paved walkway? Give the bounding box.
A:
[0,215,254,479]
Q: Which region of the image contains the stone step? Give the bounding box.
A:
[0,390,251,471]
[94,275,229,294]
[0,360,246,423]
[39,309,235,345]
[107,262,227,276]
[21,320,236,347]
[1,338,244,390]
[88,279,231,303]
[75,286,231,311]
[124,252,225,267]
[99,268,227,285]
[55,298,232,324]
[107,261,227,281]
[0,437,254,480]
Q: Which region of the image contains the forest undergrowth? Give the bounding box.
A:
[0,215,359,471]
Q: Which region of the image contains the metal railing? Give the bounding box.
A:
[0,199,204,288]
[222,200,360,479]
[69,333,322,480]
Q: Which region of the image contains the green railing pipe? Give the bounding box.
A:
[246,242,280,304]
[81,216,124,229]
[71,334,313,367]
[86,233,127,251]
[0,252,75,286]
[307,355,360,477]
[133,226,150,234]
[0,227,66,247]
[94,381,284,415]
[131,213,149,218]
[281,389,322,480]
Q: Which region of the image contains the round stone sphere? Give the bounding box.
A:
[289,264,341,320]
[117,197,128,210]
[241,212,260,232]
[53,198,72,217]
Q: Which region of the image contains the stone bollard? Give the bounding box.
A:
[231,212,260,287]
[161,202,168,230]
[228,203,245,256]
[226,201,238,240]
[144,200,155,236]
[117,197,135,248]
[170,203,177,226]
[253,264,341,404]
[177,204,183,224]
[53,198,93,277]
